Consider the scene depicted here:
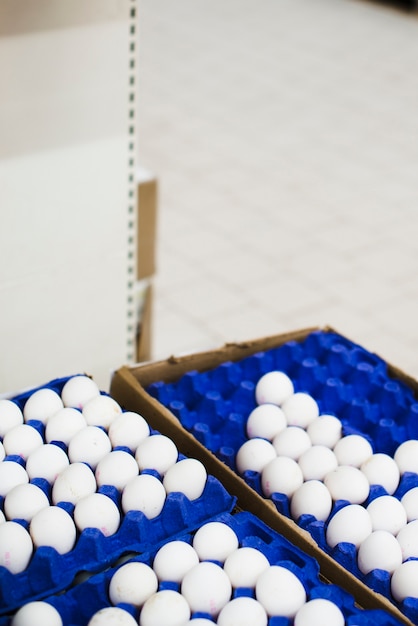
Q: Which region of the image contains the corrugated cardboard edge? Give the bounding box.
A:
[110,325,413,626]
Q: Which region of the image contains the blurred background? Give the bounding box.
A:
[138,0,418,379]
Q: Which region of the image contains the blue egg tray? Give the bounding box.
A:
[0,511,404,626]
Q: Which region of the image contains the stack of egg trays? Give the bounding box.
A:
[0,510,405,626]
[0,376,235,615]
[145,329,418,622]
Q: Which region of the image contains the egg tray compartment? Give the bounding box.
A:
[0,511,403,626]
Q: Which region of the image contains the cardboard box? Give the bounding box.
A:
[110,325,417,626]
[135,278,153,362]
[137,168,158,281]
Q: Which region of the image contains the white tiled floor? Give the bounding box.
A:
[138,0,418,379]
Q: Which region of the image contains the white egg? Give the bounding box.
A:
[23,388,64,424]
[52,461,97,505]
[281,392,319,428]
[45,408,87,445]
[272,426,311,460]
[30,505,77,554]
[95,450,139,490]
[11,601,63,626]
[255,565,306,618]
[357,530,403,575]
[217,596,268,626]
[367,495,407,534]
[326,504,372,549]
[333,434,373,467]
[246,404,287,441]
[153,540,199,583]
[163,458,207,500]
[223,547,270,588]
[261,456,304,499]
[121,474,166,518]
[182,621,214,626]
[74,492,120,537]
[4,483,49,522]
[0,460,29,496]
[108,411,150,451]
[298,445,338,481]
[294,598,345,626]
[0,442,4,462]
[82,395,122,429]
[306,414,342,448]
[255,371,294,406]
[3,424,43,460]
[360,453,400,495]
[401,486,418,522]
[0,511,5,523]
[391,560,418,602]
[0,399,23,437]
[139,590,191,626]
[181,561,232,616]
[323,465,370,504]
[109,561,158,607]
[61,375,101,409]
[25,443,70,483]
[193,521,239,562]
[88,607,138,626]
[0,520,33,573]
[394,440,418,475]
[68,425,112,469]
[135,434,178,475]
[236,438,277,474]
[396,519,418,560]
[290,480,333,522]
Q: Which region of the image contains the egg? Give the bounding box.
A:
[401,486,418,522]
[357,530,403,575]
[223,547,270,588]
[290,480,333,522]
[360,453,400,495]
[11,601,63,626]
[333,434,373,467]
[82,395,122,429]
[135,434,178,475]
[95,450,139,490]
[88,607,138,626]
[108,411,150,451]
[45,408,87,445]
[181,561,232,616]
[0,399,23,437]
[25,443,70,483]
[162,458,207,500]
[68,425,112,469]
[61,375,101,409]
[217,596,268,626]
[281,392,319,428]
[193,521,239,562]
[73,492,120,537]
[306,414,342,448]
[3,424,43,459]
[326,504,372,549]
[4,483,49,522]
[394,440,418,475]
[23,388,63,424]
[0,460,29,496]
[367,495,407,534]
[0,442,4,462]
[0,520,33,573]
[272,426,311,460]
[236,438,277,474]
[246,404,287,441]
[396,519,418,560]
[294,598,344,626]
[391,560,418,602]
[255,371,294,406]
[297,445,338,481]
[121,473,166,518]
[52,461,97,505]
[30,505,77,554]
[153,540,199,583]
[323,465,370,504]
[140,590,191,626]
[255,565,306,618]
[109,561,158,607]
[261,455,304,499]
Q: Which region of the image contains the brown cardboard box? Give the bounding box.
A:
[137,168,158,281]
[110,325,413,625]
[135,278,153,362]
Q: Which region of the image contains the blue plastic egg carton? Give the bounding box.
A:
[0,376,235,615]
[0,511,405,626]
